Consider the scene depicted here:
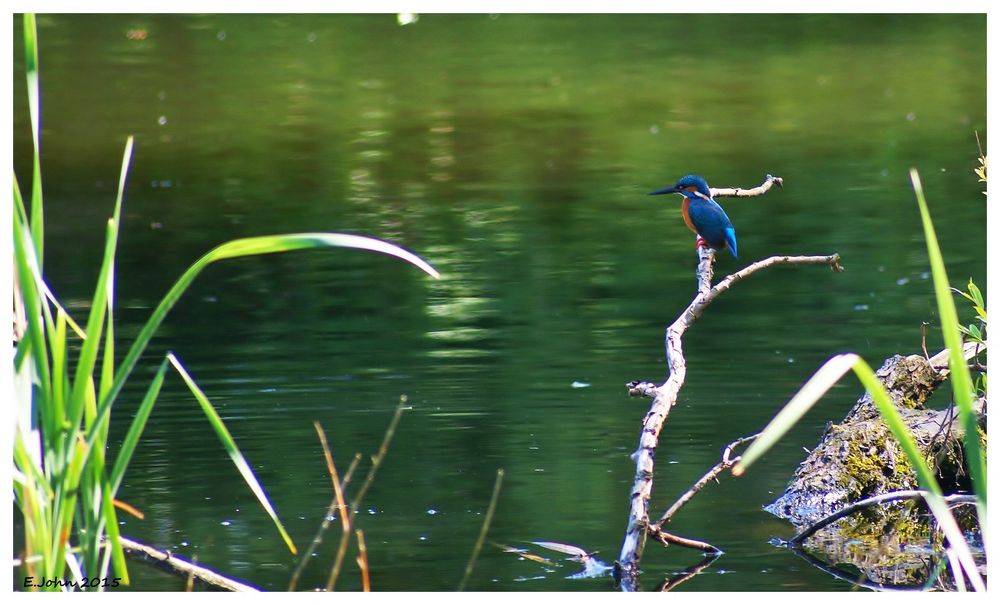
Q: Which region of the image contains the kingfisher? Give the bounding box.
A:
[649,174,738,258]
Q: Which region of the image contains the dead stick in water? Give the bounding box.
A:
[325,396,408,591]
[117,536,258,592]
[458,468,505,591]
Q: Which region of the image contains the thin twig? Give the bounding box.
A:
[288,424,358,591]
[920,322,931,360]
[316,421,350,533]
[656,433,760,526]
[458,468,505,591]
[789,490,977,545]
[647,528,720,554]
[325,396,408,591]
[341,452,363,486]
[355,529,371,592]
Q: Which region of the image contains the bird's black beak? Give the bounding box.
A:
[648,186,680,196]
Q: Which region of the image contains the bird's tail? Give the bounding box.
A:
[725,227,738,258]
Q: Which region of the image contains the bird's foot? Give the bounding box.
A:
[695,236,709,249]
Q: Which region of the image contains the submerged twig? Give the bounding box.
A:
[116,536,257,592]
[325,396,408,591]
[458,468,505,591]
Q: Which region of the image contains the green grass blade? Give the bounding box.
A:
[733,354,856,475]
[88,233,439,452]
[67,219,115,429]
[51,436,89,582]
[23,13,44,268]
[167,353,297,555]
[69,138,133,431]
[109,358,170,495]
[736,353,946,491]
[204,233,442,278]
[13,433,53,571]
[12,195,52,410]
[910,169,986,520]
[98,477,129,586]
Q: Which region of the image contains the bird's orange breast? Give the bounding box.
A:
[681,198,697,234]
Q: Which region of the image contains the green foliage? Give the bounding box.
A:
[13,14,439,590]
[733,168,986,591]
[955,278,987,345]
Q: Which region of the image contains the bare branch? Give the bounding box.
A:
[695,246,714,296]
[647,527,721,554]
[710,174,783,198]
[617,251,842,588]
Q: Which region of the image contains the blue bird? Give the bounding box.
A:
[649,174,738,258]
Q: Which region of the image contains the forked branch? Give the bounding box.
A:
[616,214,842,589]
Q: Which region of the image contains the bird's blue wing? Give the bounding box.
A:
[688,199,738,257]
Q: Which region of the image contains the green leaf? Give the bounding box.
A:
[23,13,44,268]
[109,358,170,495]
[68,137,133,432]
[733,354,857,474]
[967,279,984,309]
[167,353,297,555]
[910,169,986,527]
[87,231,439,456]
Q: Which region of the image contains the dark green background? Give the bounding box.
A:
[13,13,986,591]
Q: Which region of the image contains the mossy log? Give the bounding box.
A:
[766,342,986,527]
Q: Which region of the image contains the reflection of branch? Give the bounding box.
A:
[618,250,843,588]
[789,489,977,546]
[653,552,722,592]
[656,433,760,527]
[788,543,926,592]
